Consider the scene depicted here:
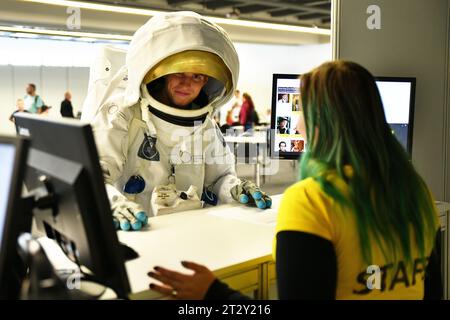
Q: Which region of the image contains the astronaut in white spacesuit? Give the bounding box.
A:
[85,12,271,231]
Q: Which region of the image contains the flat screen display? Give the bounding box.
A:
[270,74,416,159]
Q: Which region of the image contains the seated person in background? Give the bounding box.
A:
[148,60,442,300]
[277,118,290,134]
[278,141,287,152]
[9,98,29,123]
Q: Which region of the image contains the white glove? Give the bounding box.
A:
[230,180,272,209]
[105,184,149,231]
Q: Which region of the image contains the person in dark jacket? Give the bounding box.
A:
[60,91,74,118]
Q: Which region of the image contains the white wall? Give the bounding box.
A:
[0,37,124,135]
[0,36,331,134]
[232,42,331,123]
[334,0,450,201]
[0,65,89,135]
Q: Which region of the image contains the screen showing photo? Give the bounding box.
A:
[271,74,415,158]
[271,75,305,158]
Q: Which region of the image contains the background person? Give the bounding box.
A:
[239,92,255,132]
[9,98,29,123]
[229,90,242,124]
[24,83,44,114]
[60,91,75,118]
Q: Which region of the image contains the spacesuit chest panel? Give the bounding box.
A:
[147,107,206,197]
[122,125,169,194]
[120,102,207,199]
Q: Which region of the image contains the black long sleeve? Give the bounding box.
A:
[276,231,337,299]
[424,231,443,300]
[204,279,252,300]
[204,231,337,300]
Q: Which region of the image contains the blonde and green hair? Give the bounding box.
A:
[299,60,438,265]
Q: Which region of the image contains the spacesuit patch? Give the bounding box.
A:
[201,189,218,206]
[138,133,160,161]
[124,175,146,194]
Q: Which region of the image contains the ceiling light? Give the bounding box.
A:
[22,0,331,36]
[12,32,40,38]
[0,25,132,41]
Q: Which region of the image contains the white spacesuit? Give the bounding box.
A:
[83,12,271,231]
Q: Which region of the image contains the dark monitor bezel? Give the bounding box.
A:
[270,73,302,160]
[14,113,131,298]
[374,76,416,155]
[270,74,416,159]
[0,136,30,299]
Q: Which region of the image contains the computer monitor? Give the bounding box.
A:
[270,74,416,159]
[375,77,416,154]
[14,113,131,299]
[270,74,303,159]
[0,136,31,299]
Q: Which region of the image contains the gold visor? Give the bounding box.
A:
[143,50,232,93]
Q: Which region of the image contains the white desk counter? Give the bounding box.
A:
[38,197,450,300]
[40,194,283,300]
[121,194,282,299]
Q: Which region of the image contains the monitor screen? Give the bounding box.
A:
[270,74,416,159]
[0,144,16,254]
[375,77,416,153]
[0,136,30,299]
[15,114,131,298]
[270,74,304,159]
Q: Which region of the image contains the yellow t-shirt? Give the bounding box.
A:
[274,172,438,300]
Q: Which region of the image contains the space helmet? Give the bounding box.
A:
[126,11,239,123]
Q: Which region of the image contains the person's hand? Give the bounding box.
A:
[230,180,272,209]
[148,261,216,300]
[111,198,149,231]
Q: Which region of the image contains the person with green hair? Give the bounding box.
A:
[147,60,442,300]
